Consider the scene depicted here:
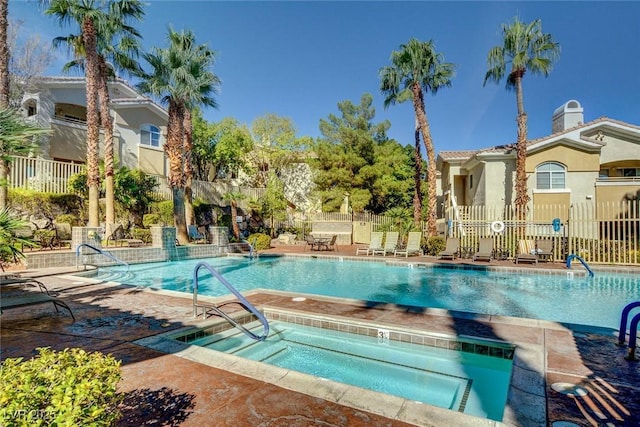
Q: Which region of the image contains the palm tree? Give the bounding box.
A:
[223,191,246,241]
[180,43,220,226]
[52,0,145,226]
[380,38,455,236]
[0,0,9,108]
[45,0,104,226]
[0,107,51,208]
[484,16,560,216]
[137,28,218,244]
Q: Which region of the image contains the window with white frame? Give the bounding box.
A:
[140,124,161,148]
[536,162,566,189]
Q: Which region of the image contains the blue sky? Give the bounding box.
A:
[9,1,640,153]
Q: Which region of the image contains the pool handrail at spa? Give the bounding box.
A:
[192,261,269,341]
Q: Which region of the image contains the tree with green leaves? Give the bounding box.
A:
[314,94,413,214]
[50,0,145,226]
[137,28,219,244]
[484,16,560,216]
[248,114,308,187]
[0,107,50,208]
[260,172,287,237]
[379,38,455,236]
[191,114,253,182]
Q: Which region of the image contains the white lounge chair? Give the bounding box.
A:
[372,231,399,256]
[356,231,383,255]
[439,237,460,260]
[394,231,422,257]
[473,237,494,262]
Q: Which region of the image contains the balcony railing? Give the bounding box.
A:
[8,156,265,207]
[596,176,640,183]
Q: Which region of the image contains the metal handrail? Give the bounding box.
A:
[192,261,269,341]
[75,243,130,273]
[566,253,594,277]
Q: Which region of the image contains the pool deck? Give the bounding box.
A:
[1,244,639,426]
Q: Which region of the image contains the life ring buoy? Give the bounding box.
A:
[490,221,505,233]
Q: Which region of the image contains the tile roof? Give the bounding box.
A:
[438,116,640,163]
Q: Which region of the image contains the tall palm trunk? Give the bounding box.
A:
[412,83,437,237]
[82,17,101,227]
[413,117,422,226]
[165,99,188,243]
[98,59,115,225]
[183,108,195,226]
[513,74,529,221]
[230,200,240,240]
[0,0,10,210]
[0,0,8,108]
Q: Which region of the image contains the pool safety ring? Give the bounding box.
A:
[490,220,505,233]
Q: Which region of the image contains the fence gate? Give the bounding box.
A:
[352,221,371,244]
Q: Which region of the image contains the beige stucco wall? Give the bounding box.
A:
[532,192,570,222]
[49,123,87,162]
[598,134,640,165]
[137,146,167,176]
[526,144,599,173]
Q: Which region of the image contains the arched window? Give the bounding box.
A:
[536,162,565,189]
[140,124,160,147]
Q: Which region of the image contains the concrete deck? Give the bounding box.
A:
[1,244,639,426]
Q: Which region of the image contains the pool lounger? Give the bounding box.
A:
[1,287,75,321]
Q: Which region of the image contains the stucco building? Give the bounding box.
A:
[437,100,640,222]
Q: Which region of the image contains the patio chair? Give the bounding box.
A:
[106,223,145,247]
[439,237,460,260]
[394,231,423,257]
[304,235,316,251]
[188,225,207,243]
[515,239,538,264]
[535,239,554,262]
[372,231,399,256]
[318,235,338,251]
[356,231,384,255]
[473,237,494,262]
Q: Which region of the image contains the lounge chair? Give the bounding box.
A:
[536,239,554,262]
[356,231,384,255]
[372,231,399,256]
[515,239,538,264]
[1,277,74,320]
[394,231,423,257]
[473,237,494,262]
[439,237,460,260]
[188,225,207,243]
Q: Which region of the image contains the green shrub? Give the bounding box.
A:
[0,347,122,426]
[131,228,151,243]
[247,233,271,250]
[142,213,162,227]
[424,236,446,256]
[148,200,173,226]
[54,214,78,226]
[33,229,55,248]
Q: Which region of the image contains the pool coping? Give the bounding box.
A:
[134,304,520,427]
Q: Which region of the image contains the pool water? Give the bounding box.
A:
[84,256,640,329]
[182,319,513,421]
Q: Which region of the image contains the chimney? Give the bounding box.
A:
[552,100,584,133]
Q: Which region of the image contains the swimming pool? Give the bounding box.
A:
[174,316,513,421]
[83,256,640,329]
